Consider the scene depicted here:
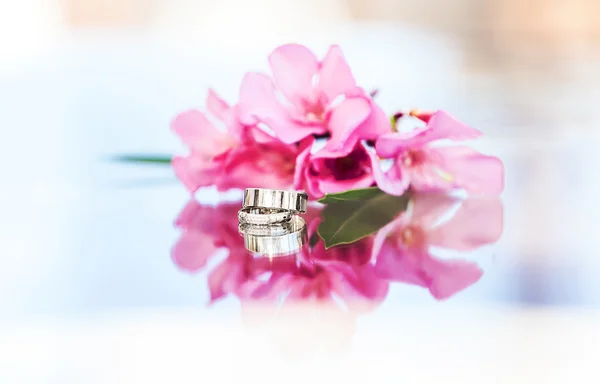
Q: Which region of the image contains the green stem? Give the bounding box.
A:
[111,154,172,165]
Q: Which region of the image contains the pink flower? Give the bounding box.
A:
[238,44,390,156]
[372,193,503,300]
[373,110,504,195]
[294,143,379,199]
[172,90,309,194]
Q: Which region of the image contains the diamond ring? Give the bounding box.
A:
[238,207,293,225]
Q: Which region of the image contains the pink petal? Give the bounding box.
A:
[375,111,482,157]
[430,146,505,194]
[238,72,322,143]
[218,160,292,191]
[221,104,245,139]
[353,100,393,140]
[410,193,461,229]
[311,234,372,266]
[421,257,483,300]
[315,173,374,196]
[428,197,503,251]
[403,160,455,192]
[247,273,292,301]
[171,231,218,273]
[172,155,220,193]
[268,44,319,106]
[368,151,410,196]
[173,200,203,228]
[323,97,371,156]
[171,110,235,156]
[304,172,324,199]
[293,137,315,190]
[206,89,230,121]
[347,264,389,303]
[371,215,406,263]
[173,202,236,238]
[327,262,389,305]
[215,143,296,191]
[171,110,211,143]
[237,72,283,126]
[247,125,279,144]
[319,99,391,159]
[317,45,357,102]
[373,243,431,288]
[251,253,309,300]
[375,132,411,158]
[207,255,247,303]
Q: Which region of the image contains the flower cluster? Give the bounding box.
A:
[172,44,504,198]
[172,193,502,305]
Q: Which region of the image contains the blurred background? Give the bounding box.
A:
[1,0,600,383]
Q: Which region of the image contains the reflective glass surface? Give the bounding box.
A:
[1,23,599,384]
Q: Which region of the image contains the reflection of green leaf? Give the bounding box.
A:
[318,188,410,249]
[111,154,172,165]
[309,233,320,248]
[318,187,381,204]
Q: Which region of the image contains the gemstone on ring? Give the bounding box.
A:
[237,207,293,225]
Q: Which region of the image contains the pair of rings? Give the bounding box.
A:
[238,188,309,256]
[238,188,308,226]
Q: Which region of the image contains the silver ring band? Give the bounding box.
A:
[238,207,292,225]
[243,188,308,213]
[238,222,292,236]
[240,215,307,256]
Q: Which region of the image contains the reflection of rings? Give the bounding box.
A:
[243,188,308,213]
[240,215,307,256]
[238,207,292,225]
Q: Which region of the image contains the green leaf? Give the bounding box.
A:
[111,154,172,165]
[317,187,381,204]
[317,188,410,249]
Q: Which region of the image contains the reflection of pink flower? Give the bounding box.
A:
[373,111,504,196]
[172,202,389,307]
[372,193,503,300]
[247,214,389,309]
[308,237,389,308]
[171,201,242,272]
[172,201,254,302]
[171,194,496,306]
[250,258,386,309]
[172,90,310,194]
[294,143,378,199]
[238,44,390,156]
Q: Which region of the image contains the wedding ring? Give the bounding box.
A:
[238,207,292,225]
[243,188,308,214]
[239,221,293,236]
[240,215,307,256]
